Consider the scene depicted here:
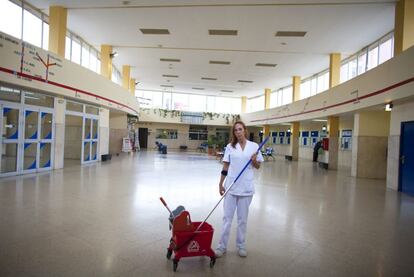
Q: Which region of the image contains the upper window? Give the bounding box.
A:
[0,0,22,39]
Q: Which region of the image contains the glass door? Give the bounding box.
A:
[22,107,53,173]
[0,104,21,176]
[81,116,98,164]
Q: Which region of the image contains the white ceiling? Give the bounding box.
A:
[28,0,395,97]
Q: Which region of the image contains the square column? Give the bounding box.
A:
[264,88,271,109]
[100,45,113,80]
[289,122,300,161]
[53,97,66,169]
[130,78,136,95]
[122,65,131,90]
[329,53,341,88]
[241,96,247,113]
[48,6,67,57]
[394,0,414,55]
[351,111,390,178]
[292,76,301,102]
[327,116,339,170]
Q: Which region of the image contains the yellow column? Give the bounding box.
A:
[394,0,414,55]
[48,6,67,57]
[130,78,136,95]
[327,116,339,170]
[241,96,247,113]
[292,76,301,102]
[263,125,270,136]
[122,65,131,90]
[290,122,300,161]
[264,88,271,110]
[329,53,341,88]
[100,45,112,80]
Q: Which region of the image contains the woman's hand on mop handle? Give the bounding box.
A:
[251,153,260,169]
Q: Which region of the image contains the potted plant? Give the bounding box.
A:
[207,135,218,155]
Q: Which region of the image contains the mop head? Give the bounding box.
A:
[169,205,185,229]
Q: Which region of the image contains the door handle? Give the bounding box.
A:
[400,155,405,165]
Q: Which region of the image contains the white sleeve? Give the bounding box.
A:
[223,144,231,163]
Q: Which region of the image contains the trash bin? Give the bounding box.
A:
[162,145,167,154]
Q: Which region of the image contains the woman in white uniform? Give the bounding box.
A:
[215,121,264,258]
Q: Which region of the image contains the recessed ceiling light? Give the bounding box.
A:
[209,29,238,36]
[275,31,307,37]
[281,42,287,45]
[221,90,233,93]
[160,85,174,88]
[201,77,217,81]
[160,58,181,62]
[162,74,179,78]
[192,87,205,90]
[238,80,253,83]
[256,63,277,67]
[210,60,231,65]
[140,28,170,35]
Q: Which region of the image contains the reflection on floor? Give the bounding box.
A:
[1,151,413,276]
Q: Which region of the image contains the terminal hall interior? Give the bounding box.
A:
[0,0,414,276]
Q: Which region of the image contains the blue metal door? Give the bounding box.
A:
[400,121,414,195]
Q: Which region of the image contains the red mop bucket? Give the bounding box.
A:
[161,198,215,272]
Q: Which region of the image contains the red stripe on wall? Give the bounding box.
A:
[251,76,414,123]
[0,66,138,114]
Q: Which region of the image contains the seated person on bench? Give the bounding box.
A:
[262,147,275,160]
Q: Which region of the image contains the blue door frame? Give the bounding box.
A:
[399,121,414,196]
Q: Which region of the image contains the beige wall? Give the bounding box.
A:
[0,31,139,115]
[242,45,414,126]
[109,112,127,154]
[355,111,390,137]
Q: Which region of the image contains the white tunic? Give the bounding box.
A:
[223,140,264,196]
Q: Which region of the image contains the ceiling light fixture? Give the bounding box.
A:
[210,60,231,65]
[255,63,277,67]
[208,29,238,36]
[201,77,217,81]
[140,28,170,35]
[160,58,181,62]
[275,31,307,37]
[238,80,253,83]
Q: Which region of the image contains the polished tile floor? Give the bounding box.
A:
[1,151,414,277]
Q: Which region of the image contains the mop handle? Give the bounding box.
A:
[159,197,173,216]
[194,136,270,233]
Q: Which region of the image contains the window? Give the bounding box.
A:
[188,94,206,112]
[66,101,83,112]
[300,80,311,100]
[23,9,42,47]
[81,44,90,68]
[0,0,22,39]
[24,91,54,108]
[172,93,189,110]
[0,86,21,103]
[367,45,379,70]
[162,92,172,110]
[71,37,81,64]
[189,125,208,140]
[85,106,99,115]
[357,53,367,75]
[65,36,71,60]
[206,96,215,112]
[247,95,264,112]
[317,72,329,93]
[42,22,49,50]
[156,129,177,139]
[379,37,393,64]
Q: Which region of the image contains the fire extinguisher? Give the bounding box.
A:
[322,138,329,151]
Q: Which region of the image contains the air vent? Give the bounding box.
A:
[275,31,307,37]
[209,29,238,36]
[201,77,217,81]
[256,63,277,67]
[192,87,205,90]
[162,74,179,78]
[160,85,174,88]
[238,80,253,83]
[140,28,170,35]
[210,60,231,65]
[160,58,181,62]
[221,90,233,93]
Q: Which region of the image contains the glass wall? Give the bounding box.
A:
[137,90,241,114]
[65,31,101,74]
[247,95,265,113]
[300,70,329,100]
[0,0,49,50]
[340,32,394,83]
